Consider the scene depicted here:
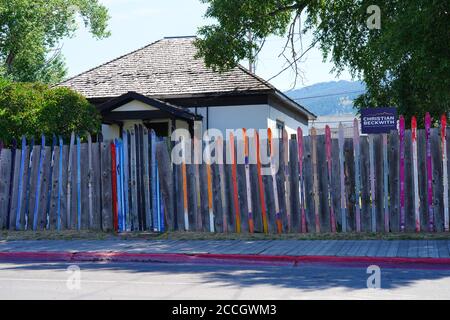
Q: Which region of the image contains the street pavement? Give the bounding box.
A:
[0,261,449,299]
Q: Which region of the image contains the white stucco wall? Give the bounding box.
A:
[102,124,120,141]
[112,100,158,112]
[189,104,308,138]
[267,106,309,138]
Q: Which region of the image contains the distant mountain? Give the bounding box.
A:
[285,80,366,116]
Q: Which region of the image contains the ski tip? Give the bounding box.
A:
[11,138,17,148]
[297,127,303,137]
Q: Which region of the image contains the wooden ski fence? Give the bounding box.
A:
[0,116,450,234]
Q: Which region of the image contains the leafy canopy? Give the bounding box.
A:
[196,0,450,125]
[0,78,101,144]
[0,0,110,84]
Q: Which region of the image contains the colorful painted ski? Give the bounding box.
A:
[181,134,189,231]
[15,137,27,230]
[130,129,138,231]
[411,116,420,232]
[111,141,118,232]
[442,115,449,232]
[32,135,46,230]
[115,139,123,232]
[353,119,361,232]
[297,127,307,233]
[76,135,81,230]
[399,116,406,231]
[150,129,158,231]
[382,133,389,232]
[311,127,320,233]
[7,138,17,229]
[205,134,215,233]
[325,125,336,233]
[425,112,434,232]
[369,134,376,232]
[338,123,347,232]
[142,128,151,231]
[57,136,63,230]
[283,129,291,232]
[122,130,130,231]
[268,128,282,233]
[243,129,254,233]
[217,136,229,233]
[87,134,94,229]
[24,137,35,230]
[67,132,75,229]
[156,156,162,231]
[45,135,56,229]
[255,131,268,234]
[229,131,241,233]
[193,121,203,231]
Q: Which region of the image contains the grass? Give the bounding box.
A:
[1,230,449,241]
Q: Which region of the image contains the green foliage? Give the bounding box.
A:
[0,0,110,84]
[0,78,101,144]
[196,0,450,125]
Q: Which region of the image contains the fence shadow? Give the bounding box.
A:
[1,260,450,292]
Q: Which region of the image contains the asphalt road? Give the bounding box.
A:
[0,261,449,300]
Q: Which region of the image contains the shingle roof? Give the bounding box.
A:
[60,36,273,98]
[59,36,315,119]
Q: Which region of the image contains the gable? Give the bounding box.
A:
[112,100,158,112]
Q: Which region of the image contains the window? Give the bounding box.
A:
[144,121,169,137]
[276,120,285,140]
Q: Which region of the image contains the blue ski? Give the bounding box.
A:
[45,135,57,229]
[23,137,35,230]
[57,136,63,230]
[32,135,46,231]
[15,137,27,230]
[6,138,17,229]
[76,135,81,230]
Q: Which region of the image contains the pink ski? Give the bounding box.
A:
[399,115,406,232]
[412,116,420,232]
[297,127,307,233]
[325,125,336,233]
[425,112,434,232]
[441,115,449,232]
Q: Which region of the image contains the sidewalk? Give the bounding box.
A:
[1,240,450,266]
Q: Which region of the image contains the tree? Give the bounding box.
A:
[195,0,450,125]
[0,78,101,143]
[0,0,110,84]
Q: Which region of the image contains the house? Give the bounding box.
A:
[59,36,316,140]
[309,113,359,138]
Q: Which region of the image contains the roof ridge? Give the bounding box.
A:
[58,38,165,86]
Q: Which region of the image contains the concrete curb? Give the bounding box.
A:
[1,251,450,269]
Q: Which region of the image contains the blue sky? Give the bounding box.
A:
[62,0,353,91]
